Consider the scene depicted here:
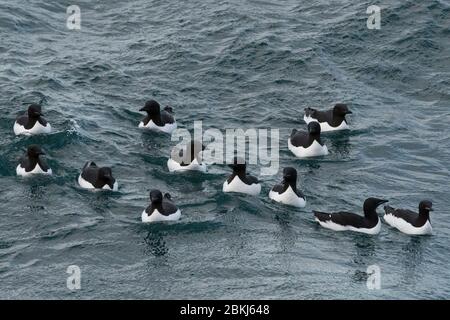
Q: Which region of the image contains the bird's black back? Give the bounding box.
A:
[384,206,429,227]
[290,129,322,148]
[143,109,175,126]
[81,161,114,188]
[314,210,378,229]
[16,114,48,129]
[161,109,175,124]
[145,193,178,216]
[19,154,50,172]
[305,107,346,127]
[271,182,304,198]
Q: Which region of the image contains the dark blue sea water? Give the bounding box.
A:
[1,0,450,299]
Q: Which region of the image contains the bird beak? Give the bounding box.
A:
[139,107,145,112]
[346,110,353,114]
[426,207,433,211]
[39,151,46,156]
[378,199,389,205]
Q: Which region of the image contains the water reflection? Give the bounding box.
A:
[354,235,376,263]
[350,234,376,283]
[274,210,297,254]
[329,133,351,157]
[144,230,169,257]
[86,191,115,216]
[140,131,170,153]
[26,183,46,214]
[399,236,428,284]
[303,161,321,170]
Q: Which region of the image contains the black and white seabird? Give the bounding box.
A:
[269,167,306,208]
[313,198,388,235]
[138,100,177,133]
[141,189,181,223]
[223,157,261,196]
[14,104,51,135]
[16,145,52,176]
[167,140,206,172]
[78,161,118,191]
[304,103,352,132]
[288,122,329,158]
[383,200,433,235]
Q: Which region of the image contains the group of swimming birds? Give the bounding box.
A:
[13,100,433,235]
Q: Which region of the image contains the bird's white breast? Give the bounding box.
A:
[383,214,432,235]
[14,121,51,136]
[288,139,329,158]
[167,157,207,172]
[106,181,119,191]
[16,164,52,177]
[78,175,118,191]
[315,217,381,235]
[138,119,177,134]
[303,115,349,132]
[223,176,261,196]
[269,186,306,208]
[141,209,181,223]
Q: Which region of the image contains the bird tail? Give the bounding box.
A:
[164,106,174,114]
[290,128,298,138]
[384,205,395,215]
[313,210,331,222]
[304,107,317,117]
[83,161,96,170]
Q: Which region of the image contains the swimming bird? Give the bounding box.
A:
[383,200,433,235]
[288,122,329,158]
[223,157,261,196]
[78,161,118,191]
[304,103,352,132]
[167,140,206,172]
[16,145,52,176]
[138,100,177,134]
[313,198,388,235]
[141,189,181,223]
[269,167,306,208]
[13,104,52,135]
